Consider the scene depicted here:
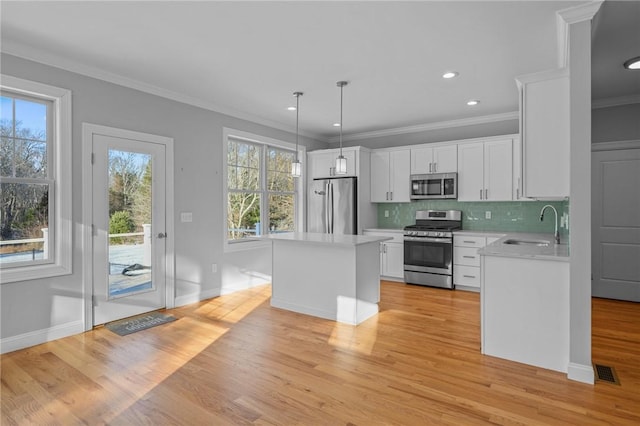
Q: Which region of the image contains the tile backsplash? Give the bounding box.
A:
[376,200,569,236]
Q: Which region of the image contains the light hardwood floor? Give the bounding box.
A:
[2,281,639,425]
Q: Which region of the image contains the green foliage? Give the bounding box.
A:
[109,210,135,244]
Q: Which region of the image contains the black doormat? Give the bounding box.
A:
[105,311,177,336]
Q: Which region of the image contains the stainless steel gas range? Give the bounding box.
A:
[403,210,462,289]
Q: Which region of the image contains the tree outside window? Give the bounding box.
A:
[0,93,52,265]
[227,137,297,242]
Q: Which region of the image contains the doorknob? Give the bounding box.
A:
[157,232,167,239]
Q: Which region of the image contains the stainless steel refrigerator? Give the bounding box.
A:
[308,177,357,234]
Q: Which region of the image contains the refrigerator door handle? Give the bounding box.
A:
[324,181,330,233]
[329,181,335,233]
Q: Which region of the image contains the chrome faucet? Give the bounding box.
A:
[539,204,560,244]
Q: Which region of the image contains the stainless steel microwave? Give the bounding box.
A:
[410,173,457,200]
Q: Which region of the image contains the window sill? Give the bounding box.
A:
[0,263,72,284]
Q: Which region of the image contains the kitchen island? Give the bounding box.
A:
[255,232,392,325]
[479,233,570,374]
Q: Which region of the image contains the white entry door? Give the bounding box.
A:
[92,133,167,325]
[592,147,640,302]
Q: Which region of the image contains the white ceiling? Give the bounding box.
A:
[1,1,637,142]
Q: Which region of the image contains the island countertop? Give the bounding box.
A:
[253,232,392,247]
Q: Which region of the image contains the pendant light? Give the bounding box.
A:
[291,91,303,178]
[335,81,348,175]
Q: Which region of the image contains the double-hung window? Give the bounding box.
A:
[0,75,72,282]
[224,129,303,250]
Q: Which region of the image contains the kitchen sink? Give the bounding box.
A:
[502,239,551,247]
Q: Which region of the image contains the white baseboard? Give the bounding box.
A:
[174,288,221,308]
[0,320,84,354]
[567,362,595,384]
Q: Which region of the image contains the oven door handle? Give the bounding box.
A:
[404,236,452,243]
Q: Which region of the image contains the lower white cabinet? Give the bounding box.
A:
[453,234,503,291]
[363,230,404,281]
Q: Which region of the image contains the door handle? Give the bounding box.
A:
[480,189,483,200]
[157,232,167,239]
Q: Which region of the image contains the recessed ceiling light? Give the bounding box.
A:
[333,123,341,127]
[442,71,459,79]
[623,56,640,70]
[467,100,480,106]
[287,106,296,111]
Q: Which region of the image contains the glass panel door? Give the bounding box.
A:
[107,150,153,298]
[92,133,166,326]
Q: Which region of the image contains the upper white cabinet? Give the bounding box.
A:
[371,149,411,203]
[410,144,458,174]
[516,69,570,199]
[458,139,513,201]
[308,148,357,179]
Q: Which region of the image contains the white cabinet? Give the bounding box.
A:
[453,235,486,291]
[411,144,457,174]
[512,136,526,200]
[457,139,513,201]
[308,148,357,179]
[516,69,569,199]
[363,230,404,281]
[370,149,410,203]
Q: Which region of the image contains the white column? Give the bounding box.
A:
[142,224,152,266]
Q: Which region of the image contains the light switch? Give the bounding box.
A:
[180,212,193,223]
[485,211,492,219]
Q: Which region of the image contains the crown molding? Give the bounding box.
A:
[592,94,640,109]
[1,39,322,141]
[592,139,640,152]
[556,1,604,68]
[326,111,519,144]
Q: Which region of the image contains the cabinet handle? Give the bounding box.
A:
[433,162,437,173]
[485,189,488,199]
[390,191,393,200]
[463,275,476,279]
[463,240,476,244]
[479,189,483,200]
[463,255,476,259]
[429,163,432,173]
[517,178,521,199]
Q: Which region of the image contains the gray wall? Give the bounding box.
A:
[592,103,640,143]
[0,53,327,345]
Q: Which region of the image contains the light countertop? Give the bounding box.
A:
[453,230,508,238]
[479,232,569,262]
[253,232,392,247]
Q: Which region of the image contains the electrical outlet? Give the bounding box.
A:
[212,263,217,273]
[485,211,491,219]
[384,210,389,218]
[180,212,193,223]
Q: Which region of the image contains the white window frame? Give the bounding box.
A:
[223,128,305,253]
[0,75,72,283]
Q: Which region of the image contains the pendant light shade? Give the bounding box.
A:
[335,81,348,175]
[291,91,303,178]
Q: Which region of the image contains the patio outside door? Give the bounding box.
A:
[92,133,167,325]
